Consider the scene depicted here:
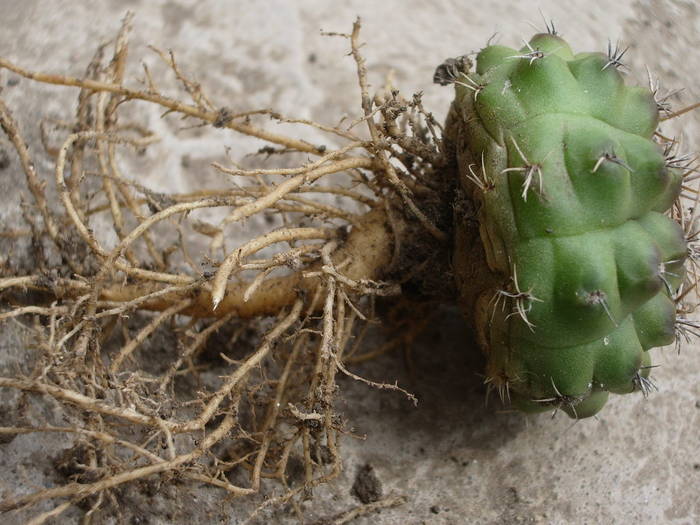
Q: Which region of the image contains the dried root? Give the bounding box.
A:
[0,14,451,523]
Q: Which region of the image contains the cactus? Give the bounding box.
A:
[445,32,688,418]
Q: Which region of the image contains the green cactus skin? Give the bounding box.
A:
[446,33,686,418]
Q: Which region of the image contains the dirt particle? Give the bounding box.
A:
[53,444,98,483]
[285,454,306,484]
[351,463,383,504]
[0,147,9,170]
[213,107,233,128]
[430,505,441,514]
[506,486,520,504]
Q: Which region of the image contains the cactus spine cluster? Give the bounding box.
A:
[445,32,687,418]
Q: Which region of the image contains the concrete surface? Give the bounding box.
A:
[1,1,699,523]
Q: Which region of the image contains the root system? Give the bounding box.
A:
[0,14,457,524]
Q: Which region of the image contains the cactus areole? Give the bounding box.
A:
[444,33,686,418]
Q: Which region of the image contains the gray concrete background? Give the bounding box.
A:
[1,1,699,524]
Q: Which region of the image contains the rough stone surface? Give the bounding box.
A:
[1,1,699,524]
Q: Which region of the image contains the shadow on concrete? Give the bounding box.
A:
[338,304,529,457]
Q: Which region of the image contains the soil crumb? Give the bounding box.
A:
[0,147,10,170]
[351,463,383,504]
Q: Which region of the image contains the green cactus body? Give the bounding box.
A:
[447,34,686,418]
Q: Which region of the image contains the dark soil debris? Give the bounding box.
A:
[0,147,10,170]
[351,463,383,504]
